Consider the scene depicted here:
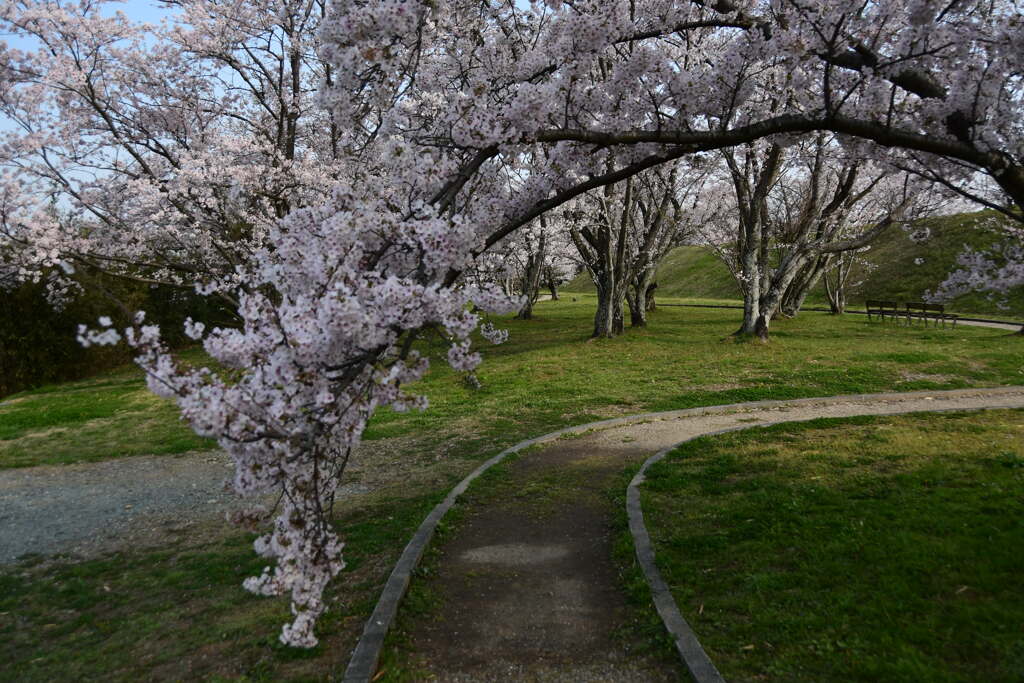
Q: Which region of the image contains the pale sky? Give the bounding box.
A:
[0,0,175,50]
[0,1,177,134]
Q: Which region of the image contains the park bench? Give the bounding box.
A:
[905,301,958,328]
[866,299,900,322]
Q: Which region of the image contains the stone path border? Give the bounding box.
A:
[342,387,1024,682]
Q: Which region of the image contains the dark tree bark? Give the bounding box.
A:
[645,282,658,311]
[779,255,830,318]
[545,272,560,300]
[516,230,547,320]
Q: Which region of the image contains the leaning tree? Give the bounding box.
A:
[26,0,1024,646]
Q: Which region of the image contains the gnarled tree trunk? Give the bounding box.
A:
[516,231,547,320]
[780,254,831,318]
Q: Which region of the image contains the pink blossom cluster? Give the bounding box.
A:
[79,182,516,646]
[1,0,339,295]
[928,217,1024,307]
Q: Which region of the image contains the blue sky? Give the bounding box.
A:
[0,1,177,134]
[1,0,176,51]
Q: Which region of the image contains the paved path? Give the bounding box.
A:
[391,387,1024,681]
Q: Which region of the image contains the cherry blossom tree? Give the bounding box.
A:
[508,219,549,320]
[927,215,1024,332]
[0,0,339,294]
[30,0,1024,647]
[567,161,701,336]
[699,135,930,338]
[623,164,699,327]
[821,247,875,315]
[511,217,576,316]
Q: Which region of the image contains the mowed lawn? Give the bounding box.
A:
[0,297,1021,681]
[4,296,1021,470]
[640,410,1024,682]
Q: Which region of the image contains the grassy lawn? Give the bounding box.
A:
[0,350,215,468]
[5,297,1021,470]
[0,493,447,682]
[1,298,1022,680]
[365,295,1024,445]
[639,409,1024,682]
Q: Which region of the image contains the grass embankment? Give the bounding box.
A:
[0,366,213,468]
[1,299,1022,680]
[565,209,1024,318]
[639,410,1024,681]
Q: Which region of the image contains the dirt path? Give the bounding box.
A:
[396,387,1024,681]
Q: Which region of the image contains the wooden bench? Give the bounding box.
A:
[905,302,958,328]
[866,299,900,322]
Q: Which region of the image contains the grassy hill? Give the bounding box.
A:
[565,210,1024,318]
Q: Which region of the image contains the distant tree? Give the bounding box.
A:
[699,135,926,339]
[569,162,700,336]
[928,215,1024,332]
[0,0,339,297]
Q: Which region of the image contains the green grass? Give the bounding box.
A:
[0,492,445,682]
[640,410,1024,681]
[365,295,1023,442]
[565,209,1024,318]
[4,297,1023,469]
[2,297,1023,679]
[0,351,215,468]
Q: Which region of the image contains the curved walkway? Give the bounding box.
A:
[346,386,1024,682]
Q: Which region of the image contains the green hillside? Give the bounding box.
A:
[565,210,1024,318]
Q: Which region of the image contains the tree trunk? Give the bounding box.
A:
[736,242,762,336]
[626,290,646,327]
[780,255,829,318]
[592,272,625,338]
[645,282,657,312]
[824,266,848,314]
[754,312,770,341]
[756,250,815,330]
[547,278,559,300]
[627,269,654,327]
[516,234,546,320]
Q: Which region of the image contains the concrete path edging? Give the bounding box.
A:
[342,387,1024,682]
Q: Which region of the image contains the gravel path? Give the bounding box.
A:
[0,448,375,564]
[0,450,236,563]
